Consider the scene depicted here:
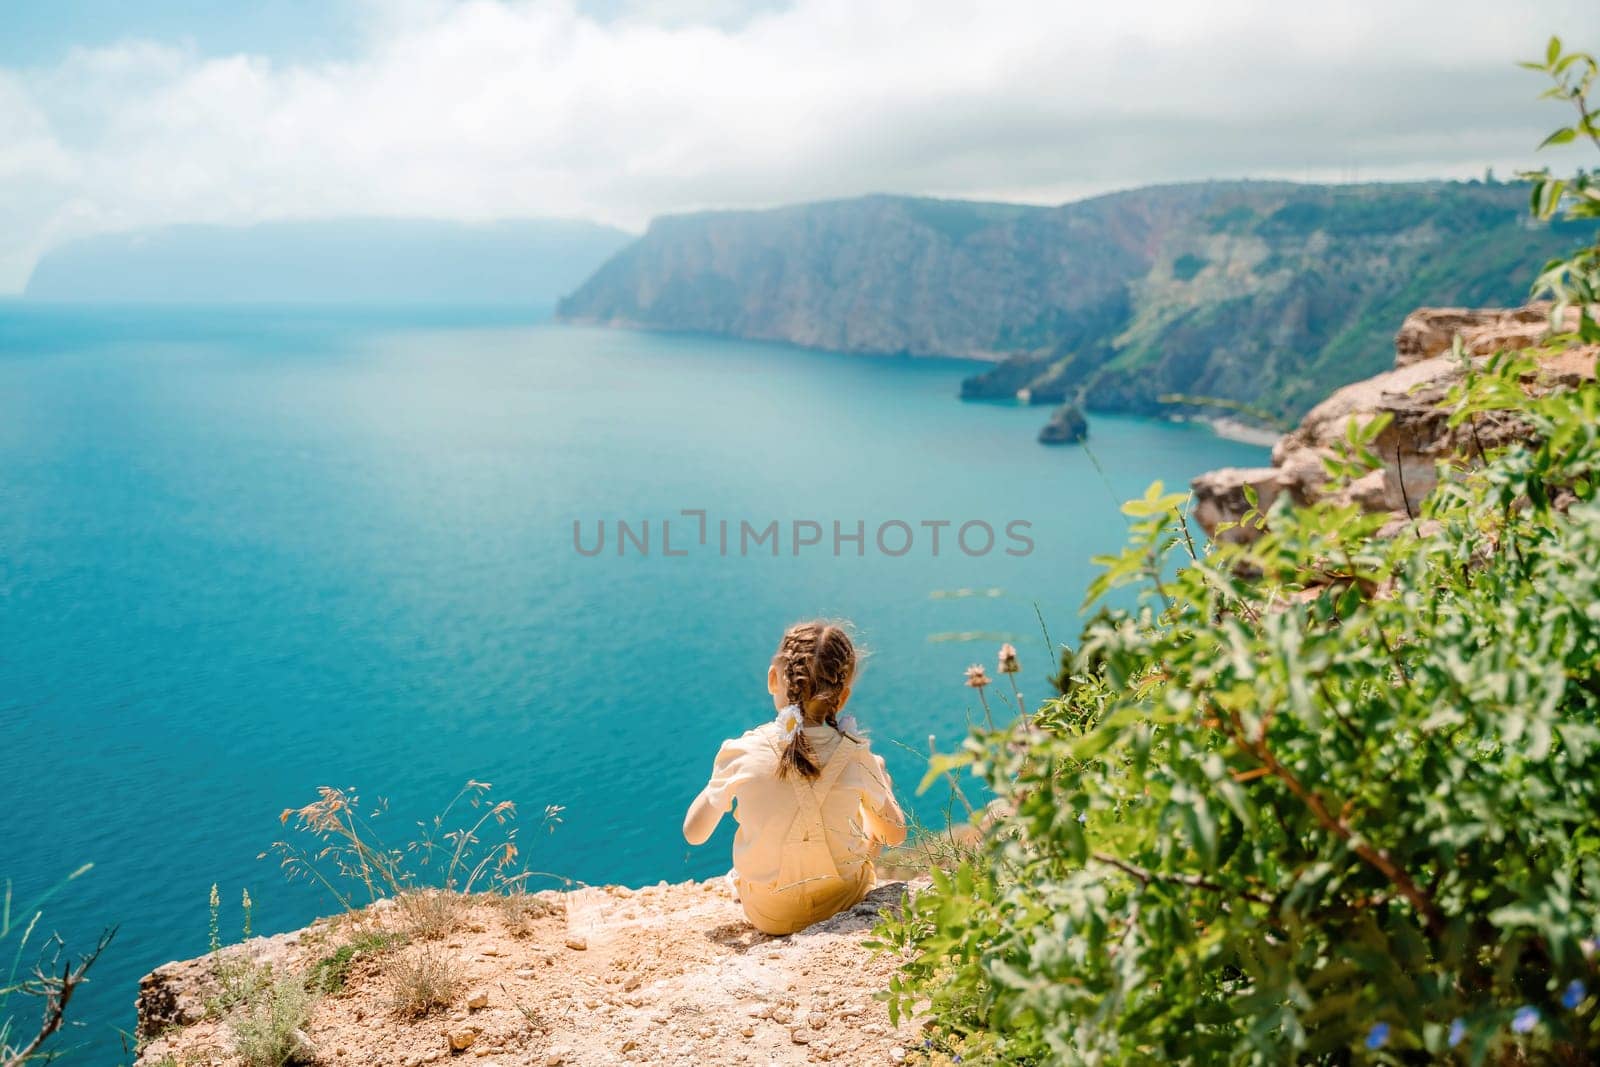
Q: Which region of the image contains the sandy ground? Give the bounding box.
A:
[136,879,926,1067]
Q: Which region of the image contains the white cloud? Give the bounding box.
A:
[2,0,1597,291]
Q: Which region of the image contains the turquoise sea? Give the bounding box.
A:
[0,303,1269,1060]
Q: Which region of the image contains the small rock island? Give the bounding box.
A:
[1038,402,1089,445]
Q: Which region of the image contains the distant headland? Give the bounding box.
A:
[556,179,1588,439]
[23,217,633,308]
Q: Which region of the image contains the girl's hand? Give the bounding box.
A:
[861,801,907,848]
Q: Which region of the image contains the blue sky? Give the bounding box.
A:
[0,0,783,65]
[1,0,1597,292]
[0,1,365,66]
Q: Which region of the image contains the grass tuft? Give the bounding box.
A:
[388,945,464,1019]
[396,889,463,941]
[495,888,555,937]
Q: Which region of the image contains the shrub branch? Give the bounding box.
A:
[1090,852,1274,906]
[2,928,115,1067]
[1234,714,1445,937]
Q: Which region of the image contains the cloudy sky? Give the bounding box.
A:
[1,0,1597,292]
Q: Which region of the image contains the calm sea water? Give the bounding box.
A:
[0,303,1269,1060]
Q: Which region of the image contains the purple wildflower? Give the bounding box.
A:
[1562,980,1586,1011]
[1365,1022,1389,1050]
[1512,1005,1540,1033]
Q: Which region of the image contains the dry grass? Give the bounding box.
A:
[386,945,464,1019]
[500,982,553,1033]
[495,888,557,937]
[877,811,987,881]
[395,889,463,942]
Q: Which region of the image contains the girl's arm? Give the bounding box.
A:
[682,791,723,845]
[862,800,906,847]
[684,737,744,845]
[860,751,908,846]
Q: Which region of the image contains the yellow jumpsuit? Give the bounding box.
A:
[692,721,905,935]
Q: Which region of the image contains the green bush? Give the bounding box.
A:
[878,39,1600,1065]
[884,365,1600,1062]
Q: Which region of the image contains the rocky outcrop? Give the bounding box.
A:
[1038,403,1089,444]
[137,924,326,1042]
[1191,304,1597,542]
[959,355,1061,403]
[1392,304,1579,368]
[135,880,922,1066]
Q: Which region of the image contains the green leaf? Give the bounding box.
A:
[1542,127,1579,147]
[917,750,977,795]
[1122,480,1188,518]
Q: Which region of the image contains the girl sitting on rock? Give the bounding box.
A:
[683,620,907,935]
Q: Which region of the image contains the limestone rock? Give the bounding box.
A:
[1191,303,1597,541]
[135,965,208,1037]
[134,880,922,1067]
[1393,303,1577,368]
[134,928,306,1042]
[1189,466,1281,546]
[290,1028,319,1061]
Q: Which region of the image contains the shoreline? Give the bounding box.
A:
[1199,415,1283,448]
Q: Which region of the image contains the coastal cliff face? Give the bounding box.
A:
[135,880,920,1067]
[558,194,1150,361]
[558,182,1585,424]
[1190,304,1599,542]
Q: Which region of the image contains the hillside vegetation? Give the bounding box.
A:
[872,36,1600,1065]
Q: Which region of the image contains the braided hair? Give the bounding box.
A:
[772,620,859,779]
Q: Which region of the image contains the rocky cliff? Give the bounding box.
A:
[558,182,1589,431]
[134,880,921,1067]
[1190,304,1599,542]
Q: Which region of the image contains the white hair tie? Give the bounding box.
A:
[776,704,802,736]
